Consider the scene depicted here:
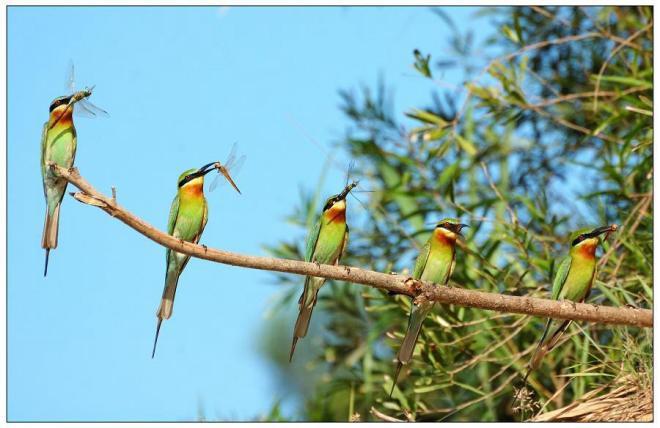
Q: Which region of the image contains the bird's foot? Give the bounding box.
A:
[202,244,208,253]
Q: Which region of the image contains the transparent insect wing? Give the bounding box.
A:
[76,97,109,118]
[210,143,246,192]
[346,160,356,186]
[66,60,76,93]
[209,169,222,192]
[224,142,239,167]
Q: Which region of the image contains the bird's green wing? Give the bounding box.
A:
[304,215,322,262]
[40,122,48,195]
[412,240,431,279]
[338,225,349,261]
[551,256,572,300]
[165,194,180,263]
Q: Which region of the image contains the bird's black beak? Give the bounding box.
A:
[337,180,359,200]
[197,161,218,177]
[587,224,618,239]
[456,223,469,236]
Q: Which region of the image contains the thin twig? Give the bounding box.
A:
[593,22,653,112]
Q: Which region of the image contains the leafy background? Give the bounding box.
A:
[261,6,652,421]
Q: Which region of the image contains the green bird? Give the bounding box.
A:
[390,218,468,396]
[151,162,241,358]
[40,89,99,277]
[519,224,617,393]
[289,181,358,362]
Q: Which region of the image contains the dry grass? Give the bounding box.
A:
[532,375,652,422]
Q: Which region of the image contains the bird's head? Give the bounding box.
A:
[322,181,358,212]
[434,218,469,242]
[322,181,358,223]
[569,224,617,257]
[48,95,73,125]
[177,162,217,194]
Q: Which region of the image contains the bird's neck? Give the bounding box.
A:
[179,183,205,200]
[324,204,346,225]
[433,228,457,249]
[571,241,598,260]
[48,109,73,128]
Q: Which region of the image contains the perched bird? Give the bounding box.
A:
[40,91,99,277]
[518,224,617,395]
[151,162,240,358]
[289,181,358,362]
[390,219,468,397]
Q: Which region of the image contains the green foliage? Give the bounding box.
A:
[261,6,652,421]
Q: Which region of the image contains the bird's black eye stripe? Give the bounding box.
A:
[49,100,62,112]
[49,97,71,112]
[571,234,586,246]
[178,175,192,188]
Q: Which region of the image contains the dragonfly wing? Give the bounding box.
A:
[66,60,76,92]
[224,142,238,166]
[209,171,221,192]
[75,98,109,118]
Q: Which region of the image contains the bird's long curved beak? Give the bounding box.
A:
[457,224,469,236]
[197,161,218,176]
[338,180,359,200]
[587,224,618,238]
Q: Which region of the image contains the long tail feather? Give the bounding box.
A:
[390,301,433,393]
[289,279,321,362]
[397,302,432,365]
[289,302,316,362]
[41,204,61,277]
[157,270,180,320]
[44,249,50,277]
[390,362,403,398]
[289,337,299,363]
[152,318,163,359]
[513,318,572,405]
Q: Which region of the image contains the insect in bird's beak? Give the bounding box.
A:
[338,180,359,200]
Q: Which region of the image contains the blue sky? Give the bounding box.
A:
[8,6,485,421]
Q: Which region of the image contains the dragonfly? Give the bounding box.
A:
[209,142,246,194]
[49,61,109,130]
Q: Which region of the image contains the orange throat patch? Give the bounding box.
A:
[434,228,457,245]
[181,181,204,197]
[577,241,597,258]
[326,204,346,224]
[49,108,73,128]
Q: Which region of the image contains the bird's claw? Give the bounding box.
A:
[202,244,208,252]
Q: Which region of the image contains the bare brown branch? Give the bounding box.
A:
[51,164,652,329]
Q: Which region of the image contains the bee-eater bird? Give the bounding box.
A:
[289,181,358,362]
[390,219,468,397]
[518,224,617,394]
[40,89,101,277]
[151,162,240,358]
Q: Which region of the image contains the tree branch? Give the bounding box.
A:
[50,164,652,329]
